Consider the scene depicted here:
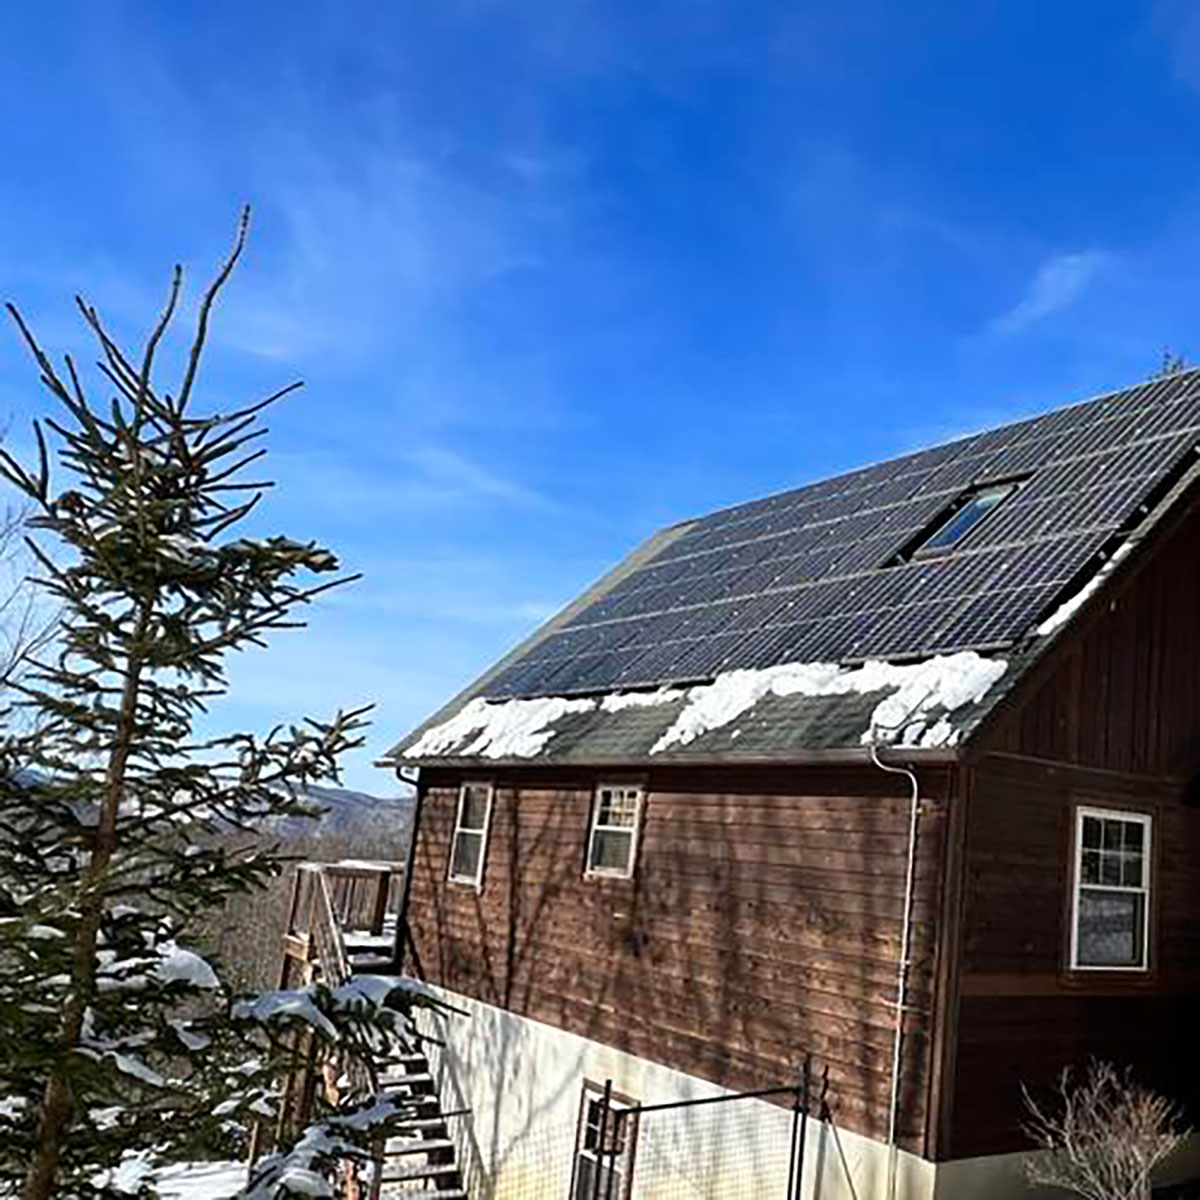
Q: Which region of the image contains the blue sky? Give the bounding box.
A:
[1,1,1199,792]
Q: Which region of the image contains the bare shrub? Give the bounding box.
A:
[1023,1061,1189,1200]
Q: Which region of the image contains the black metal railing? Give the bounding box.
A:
[583,1054,824,1200]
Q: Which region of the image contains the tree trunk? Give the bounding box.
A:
[22,605,151,1200]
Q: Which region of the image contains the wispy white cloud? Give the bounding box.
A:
[267,443,555,520]
[404,446,551,508]
[987,250,1110,337]
[221,148,548,365]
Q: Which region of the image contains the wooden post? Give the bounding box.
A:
[369,868,390,935]
[285,867,304,936]
[394,774,425,973]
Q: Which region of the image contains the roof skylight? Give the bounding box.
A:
[916,482,1019,554]
[882,479,1025,567]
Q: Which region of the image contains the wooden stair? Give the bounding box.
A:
[372,1041,467,1198]
[274,861,472,1199]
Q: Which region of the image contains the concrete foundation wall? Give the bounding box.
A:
[420,985,938,1200]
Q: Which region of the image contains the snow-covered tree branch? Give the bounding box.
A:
[0,210,418,1198]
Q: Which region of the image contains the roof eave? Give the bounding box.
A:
[376,745,962,773]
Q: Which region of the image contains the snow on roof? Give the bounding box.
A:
[1036,541,1135,637]
[403,650,1008,762]
[654,651,1008,752]
[404,693,595,759]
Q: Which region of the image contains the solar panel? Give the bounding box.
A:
[484,371,1200,698]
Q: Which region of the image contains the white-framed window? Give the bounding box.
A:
[448,781,493,887]
[1070,806,1152,971]
[571,1084,637,1200]
[586,783,642,879]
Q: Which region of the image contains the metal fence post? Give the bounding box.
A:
[797,1054,811,1200]
[592,1079,613,1200]
[787,1054,811,1200]
[604,1106,621,1200]
[787,1087,800,1200]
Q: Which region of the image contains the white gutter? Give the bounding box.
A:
[870,741,923,1200]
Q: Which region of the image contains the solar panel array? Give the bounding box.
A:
[485,371,1200,699]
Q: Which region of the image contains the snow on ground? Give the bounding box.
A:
[153,1161,247,1199]
[103,1156,246,1198]
[404,650,1008,759]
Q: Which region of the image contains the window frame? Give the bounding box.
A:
[910,480,1021,558]
[569,1081,639,1200]
[1069,804,1153,973]
[584,782,644,881]
[887,475,1029,567]
[447,780,494,889]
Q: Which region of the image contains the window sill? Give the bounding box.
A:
[1058,965,1157,991]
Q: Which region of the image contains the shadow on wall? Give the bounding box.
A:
[412,771,943,1198]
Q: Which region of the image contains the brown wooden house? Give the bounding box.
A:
[382,371,1200,1199]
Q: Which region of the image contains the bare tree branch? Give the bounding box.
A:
[1023,1061,1188,1200]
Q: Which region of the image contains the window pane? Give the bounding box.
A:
[1081,849,1101,885]
[598,789,638,828]
[450,830,483,881]
[605,1111,628,1155]
[922,485,1014,551]
[584,1099,603,1148]
[575,1161,620,1199]
[573,1158,596,1200]
[1125,822,1144,851]
[1120,851,1144,888]
[1082,817,1102,849]
[1078,889,1144,967]
[576,1090,635,1200]
[460,786,490,831]
[1100,853,1121,886]
[597,789,616,825]
[590,829,634,873]
[1102,820,1123,852]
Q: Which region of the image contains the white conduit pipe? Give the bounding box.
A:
[870,741,922,1200]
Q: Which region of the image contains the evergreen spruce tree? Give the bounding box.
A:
[0,211,448,1197]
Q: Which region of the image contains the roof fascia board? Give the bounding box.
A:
[380,745,959,771]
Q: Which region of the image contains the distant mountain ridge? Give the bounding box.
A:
[268,782,414,843]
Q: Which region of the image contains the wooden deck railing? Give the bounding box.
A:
[281,860,405,983]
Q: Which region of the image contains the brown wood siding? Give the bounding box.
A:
[407,764,956,1152]
[951,761,1200,1156]
[943,500,1200,1159]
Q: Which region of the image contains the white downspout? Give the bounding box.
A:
[870,740,922,1200]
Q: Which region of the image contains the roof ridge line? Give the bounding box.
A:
[670,367,1200,531]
